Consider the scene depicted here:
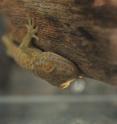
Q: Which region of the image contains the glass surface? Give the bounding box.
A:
[0,65,116,124]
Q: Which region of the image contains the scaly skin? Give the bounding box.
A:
[2,19,80,89]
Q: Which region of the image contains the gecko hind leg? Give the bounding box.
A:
[20,18,39,49]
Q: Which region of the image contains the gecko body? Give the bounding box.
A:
[2,19,80,89]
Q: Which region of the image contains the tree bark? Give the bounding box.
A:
[0,0,117,85]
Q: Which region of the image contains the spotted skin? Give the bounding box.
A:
[2,19,80,89]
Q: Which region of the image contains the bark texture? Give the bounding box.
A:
[0,0,117,85]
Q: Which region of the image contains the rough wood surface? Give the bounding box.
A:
[0,0,117,85]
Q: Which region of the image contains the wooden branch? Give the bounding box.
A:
[0,0,117,85]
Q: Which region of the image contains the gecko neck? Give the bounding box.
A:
[2,36,19,57]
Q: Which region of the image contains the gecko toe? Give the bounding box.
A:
[32,34,39,41]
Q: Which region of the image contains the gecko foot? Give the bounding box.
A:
[26,18,39,41]
[59,79,76,89]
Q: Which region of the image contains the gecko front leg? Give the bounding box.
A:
[20,19,39,49]
[2,18,80,89]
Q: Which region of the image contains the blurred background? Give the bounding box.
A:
[0,15,117,124]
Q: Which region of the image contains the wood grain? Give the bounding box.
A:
[0,0,116,85]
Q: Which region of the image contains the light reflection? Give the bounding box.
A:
[71,78,86,93]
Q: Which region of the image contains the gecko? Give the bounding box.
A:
[2,19,81,89]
